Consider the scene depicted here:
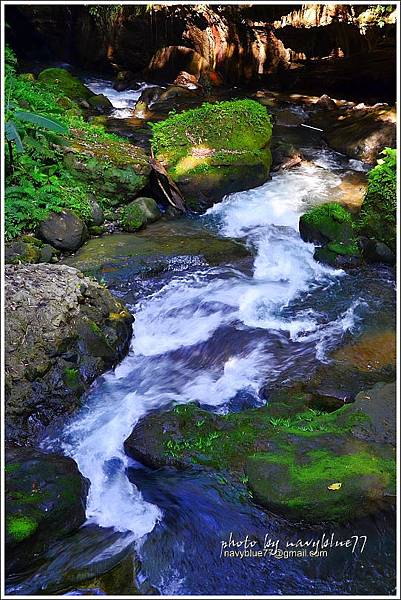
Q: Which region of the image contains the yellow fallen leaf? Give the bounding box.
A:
[328,482,342,491]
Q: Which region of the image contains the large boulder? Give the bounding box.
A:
[124,392,395,524]
[151,99,273,210]
[121,197,162,232]
[5,264,133,443]
[313,105,396,164]
[5,445,89,575]
[38,209,88,251]
[38,67,92,102]
[64,132,150,207]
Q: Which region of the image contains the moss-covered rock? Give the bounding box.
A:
[64,131,150,206]
[299,202,363,268]
[38,68,92,102]
[357,148,396,252]
[5,237,59,264]
[5,445,89,575]
[151,99,273,210]
[313,244,361,269]
[121,197,162,232]
[299,202,354,245]
[63,219,250,283]
[124,391,395,523]
[245,436,394,523]
[88,93,113,112]
[5,264,133,443]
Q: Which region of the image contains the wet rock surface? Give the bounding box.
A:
[5,445,89,576]
[5,264,133,443]
[124,391,395,524]
[63,218,250,293]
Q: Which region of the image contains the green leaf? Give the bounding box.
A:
[5,120,24,152]
[14,111,67,134]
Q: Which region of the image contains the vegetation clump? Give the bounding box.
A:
[7,515,38,541]
[4,47,149,241]
[357,147,396,251]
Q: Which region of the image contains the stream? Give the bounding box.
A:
[10,79,395,596]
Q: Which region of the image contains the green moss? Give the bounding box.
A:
[121,203,145,231]
[5,462,21,474]
[301,202,354,241]
[327,240,360,256]
[357,148,396,251]
[38,68,92,101]
[9,490,49,505]
[89,321,102,336]
[248,447,395,521]
[7,515,38,541]
[151,99,272,177]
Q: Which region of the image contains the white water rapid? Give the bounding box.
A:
[49,161,365,540]
[84,77,159,118]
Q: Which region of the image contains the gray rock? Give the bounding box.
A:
[349,382,396,445]
[88,198,105,226]
[360,238,396,265]
[5,264,133,443]
[38,210,88,251]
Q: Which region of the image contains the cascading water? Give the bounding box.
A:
[26,80,394,596]
[51,162,366,541]
[84,77,159,118]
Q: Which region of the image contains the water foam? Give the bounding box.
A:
[53,158,361,539]
[84,77,158,119]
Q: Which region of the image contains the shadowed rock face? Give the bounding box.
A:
[5,5,396,99]
[4,264,133,444]
[5,445,89,576]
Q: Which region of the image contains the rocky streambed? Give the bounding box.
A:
[5,73,396,596]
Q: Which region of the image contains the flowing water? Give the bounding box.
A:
[84,77,160,119]
[12,80,395,596]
